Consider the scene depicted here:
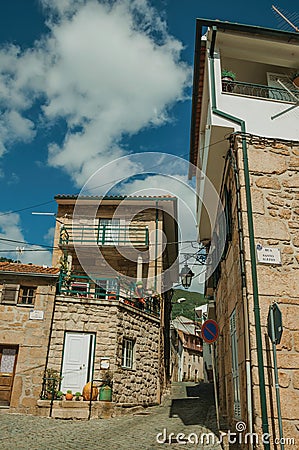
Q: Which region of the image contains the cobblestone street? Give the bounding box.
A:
[0,382,222,450]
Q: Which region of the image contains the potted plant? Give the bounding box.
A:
[43,368,62,400]
[75,392,82,401]
[291,71,299,88]
[65,390,73,400]
[99,371,113,402]
[56,390,64,400]
[221,69,236,82]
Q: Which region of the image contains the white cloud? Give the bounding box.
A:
[0,212,53,266]
[43,226,55,243]
[0,0,191,184]
[0,110,35,157]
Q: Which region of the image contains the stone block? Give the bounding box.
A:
[277,353,299,369]
[52,408,89,419]
[280,390,299,419]
[254,216,290,240]
[255,177,281,190]
[248,148,287,174]
[283,177,299,188]
[279,304,299,331]
[278,371,291,388]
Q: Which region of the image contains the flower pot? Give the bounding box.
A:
[65,393,73,401]
[99,385,112,402]
[222,76,235,93]
[82,382,98,401]
[292,75,299,88]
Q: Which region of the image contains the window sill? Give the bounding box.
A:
[16,303,34,308]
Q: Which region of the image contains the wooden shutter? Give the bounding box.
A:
[1,284,20,304]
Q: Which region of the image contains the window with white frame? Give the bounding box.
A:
[230,309,241,419]
[98,218,120,245]
[122,338,134,369]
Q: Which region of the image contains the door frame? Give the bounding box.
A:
[60,332,96,392]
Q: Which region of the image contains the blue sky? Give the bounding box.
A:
[0,0,296,267]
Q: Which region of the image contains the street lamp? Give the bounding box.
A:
[180,263,194,289]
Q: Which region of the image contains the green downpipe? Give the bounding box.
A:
[154,201,159,291]
[209,27,269,447]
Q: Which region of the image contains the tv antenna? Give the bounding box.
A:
[270,6,299,119]
[272,5,299,32]
[16,246,24,262]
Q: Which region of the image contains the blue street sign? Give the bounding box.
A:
[201,319,219,344]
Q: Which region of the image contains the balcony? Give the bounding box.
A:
[59,224,149,247]
[222,80,298,103]
[57,272,160,317]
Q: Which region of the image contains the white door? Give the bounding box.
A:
[61,333,94,393]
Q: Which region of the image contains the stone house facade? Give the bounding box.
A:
[0,263,59,414]
[46,195,178,408]
[189,19,299,449]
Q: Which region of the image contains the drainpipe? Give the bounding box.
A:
[209,26,269,447]
[154,201,159,291]
[229,147,254,442]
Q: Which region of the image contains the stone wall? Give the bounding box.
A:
[48,297,160,406]
[0,276,56,414]
[235,135,299,447]
[212,162,247,428]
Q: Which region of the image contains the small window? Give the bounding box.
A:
[18,286,36,305]
[1,284,20,304]
[122,338,134,369]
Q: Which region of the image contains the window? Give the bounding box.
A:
[230,309,241,419]
[95,279,119,299]
[1,284,20,304]
[122,338,134,369]
[18,286,36,305]
[98,218,120,245]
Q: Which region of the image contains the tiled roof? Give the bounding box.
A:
[55,195,176,200]
[0,262,60,276]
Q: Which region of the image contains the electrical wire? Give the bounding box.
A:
[0,136,230,219]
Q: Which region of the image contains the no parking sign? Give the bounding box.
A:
[201,319,219,344]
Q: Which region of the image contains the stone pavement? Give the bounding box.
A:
[0,382,223,450]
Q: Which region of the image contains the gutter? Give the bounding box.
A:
[209,26,270,448]
[0,271,59,278]
[197,17,299,41]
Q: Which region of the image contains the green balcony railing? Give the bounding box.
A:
[57,272,160,317]
[59,224,149,247]
[58,272,120,299]
[222,80,298,103]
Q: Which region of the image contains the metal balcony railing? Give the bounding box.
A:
[59,224,149,247]
[57,273,160,317]
[58,273,120,299]
[222,80,298,103]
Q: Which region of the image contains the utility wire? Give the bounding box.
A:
[0,136,229,219]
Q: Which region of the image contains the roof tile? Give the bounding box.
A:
[0,262,59,276]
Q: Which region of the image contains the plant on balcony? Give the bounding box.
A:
[291,70,299,88]
[221,69,236,81]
